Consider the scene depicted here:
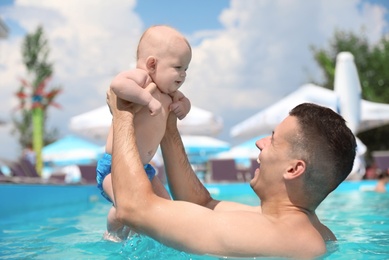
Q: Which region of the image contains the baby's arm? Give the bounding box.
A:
[169,90,191,120]
[110,69,161,116]
[104,82,158,156]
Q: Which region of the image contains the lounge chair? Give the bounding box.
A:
[208,159,244,183]
[372,151,389,174]
[18,158,40,177]
[47,172,67,184]
[244,159,259,182]
[78,164,97,184]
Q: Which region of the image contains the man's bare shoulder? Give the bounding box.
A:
[273,213,327,257]
[128,194,327,258]
[205,209,326,258]
[212,200,261,213]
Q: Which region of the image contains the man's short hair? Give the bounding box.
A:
[289,103,357,199]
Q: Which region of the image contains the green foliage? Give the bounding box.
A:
[310,29,389,158]
[11,109,32,147]
[12,25,61,149]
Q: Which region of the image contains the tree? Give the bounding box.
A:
[12,26,62,175]
[310,29,389,162]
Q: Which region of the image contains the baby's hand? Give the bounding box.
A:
[148,98,162,116]
[169,91,191,120]
[145,82,162,116]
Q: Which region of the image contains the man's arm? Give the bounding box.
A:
[108,88,274,257]
[160,112,218,208]
[160,112,261,213]
[109,86,153,211]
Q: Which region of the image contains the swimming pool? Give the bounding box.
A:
[1,181,388,259]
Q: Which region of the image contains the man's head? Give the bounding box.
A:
[289,103,356,196]
[136,25,192,94]
[253,103,356,208]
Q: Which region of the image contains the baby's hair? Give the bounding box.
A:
[136,25,191,60]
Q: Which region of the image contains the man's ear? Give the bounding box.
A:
[284,160,306,180]
[146,56,157,73]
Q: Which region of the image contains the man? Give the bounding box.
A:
[107,87,356,258]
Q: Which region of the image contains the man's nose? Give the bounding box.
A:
[256,136,270,151]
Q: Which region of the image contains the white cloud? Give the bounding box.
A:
[0,0,387,159]
[184,0,387,135]
[0,0,143,159]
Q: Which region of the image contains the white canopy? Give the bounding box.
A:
[69,106,111,140]
[230,52,389,181]
[230,84,338,139]
[177,106,223,136]
[69,105,223,140]
[231,52,389,139]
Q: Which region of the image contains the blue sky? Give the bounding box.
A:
[0,0,388,160]
[135,0,230,34]
[1,0,231,36]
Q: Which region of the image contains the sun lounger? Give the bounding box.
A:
[244,159,259,182]
[208,159,244,183]
[0,158,65,184]
[78,164,97,184]
[372,151,389,174]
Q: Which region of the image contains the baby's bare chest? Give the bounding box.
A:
[134,93,172,163]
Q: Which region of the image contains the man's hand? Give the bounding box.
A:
[169,90,191,120]
[106,88,143,117]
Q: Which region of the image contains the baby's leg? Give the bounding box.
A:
[102,172,170,242]
[151,176,171,199]
[103,206,131,242]
[102,174,131,242]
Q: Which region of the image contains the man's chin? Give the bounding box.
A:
[249,169,260,188]
[249,180,254,189]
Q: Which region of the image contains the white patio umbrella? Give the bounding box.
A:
[230,84,338,139]
[230,52,389,140]
[69,105,223,140]
[69,106,112,140]
[178,106,223,136]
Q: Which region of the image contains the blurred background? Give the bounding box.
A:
[1,0,389,181]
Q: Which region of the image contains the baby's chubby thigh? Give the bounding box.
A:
[102,173,115,203]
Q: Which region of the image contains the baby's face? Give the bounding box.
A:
[153,41,191,94]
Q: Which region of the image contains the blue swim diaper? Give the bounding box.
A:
[96,153,156,203]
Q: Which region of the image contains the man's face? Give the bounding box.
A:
[250,116,297,196]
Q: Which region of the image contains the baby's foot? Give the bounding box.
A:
[103,230,124,242]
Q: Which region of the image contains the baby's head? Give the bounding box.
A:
[136,25,192,94]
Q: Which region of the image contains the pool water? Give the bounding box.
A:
[1,182,389,259]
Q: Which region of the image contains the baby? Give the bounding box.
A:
[96,25,192,241]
